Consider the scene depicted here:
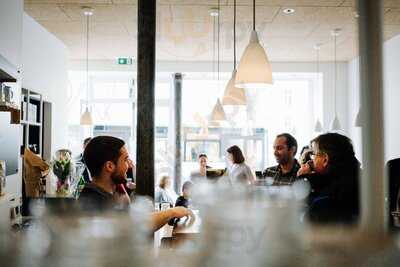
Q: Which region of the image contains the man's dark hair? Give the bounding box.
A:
[312,133,358,172]
[277,133,298,155]
[227,145,245,164]
[198,154,207,159]
[182,181,193,192]
[83,136,125,178]
[83,137,92,146]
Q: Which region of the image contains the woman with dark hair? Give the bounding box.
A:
[226,145,255,185]
[297,133,360,224]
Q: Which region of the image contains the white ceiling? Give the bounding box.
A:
[24,0,400,62]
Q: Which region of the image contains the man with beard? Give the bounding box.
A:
[262,133,300,186]
[79,136,191,232]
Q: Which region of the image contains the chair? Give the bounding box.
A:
[387,158,400,230]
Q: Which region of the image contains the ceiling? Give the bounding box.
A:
[24,0,400,62]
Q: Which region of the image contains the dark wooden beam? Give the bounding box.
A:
[136,0,156,199]
[173,73,182,194]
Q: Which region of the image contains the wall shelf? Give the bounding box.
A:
[0,102,20,124]
[21,88,43,155]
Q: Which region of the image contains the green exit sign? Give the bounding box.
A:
[117,57,133,65]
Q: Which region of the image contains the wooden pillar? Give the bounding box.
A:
[172,73,183,193]
[357,0,386,234]
[136,0,156,199]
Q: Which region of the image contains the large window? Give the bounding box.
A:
[67,71,321,189]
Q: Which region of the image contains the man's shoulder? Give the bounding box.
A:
[263,165,279,175]
[80,184,112,201]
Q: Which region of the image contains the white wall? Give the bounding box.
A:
[348,34,400,162]
[22,13,69,154]
[0,0,23,214]
[0,0,23,67]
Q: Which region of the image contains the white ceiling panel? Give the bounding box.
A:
[24,0,400,61]
[384,8,400,25]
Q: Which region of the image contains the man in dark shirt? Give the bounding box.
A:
[169,181,193,225]
[263,133,300,186]
[79,135,192,232]
[175,181,193,208]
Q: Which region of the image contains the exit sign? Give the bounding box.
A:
[117,57,133,65]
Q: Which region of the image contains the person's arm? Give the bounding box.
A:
[150,206,193,232]
[247,165,256,185]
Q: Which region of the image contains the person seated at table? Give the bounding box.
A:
[190,154,211,182]
[175,181,194,208]
[226,145,255,185]
[79,135,191,232]
[297,133,360,224]
[155,175,178,205]
[168,181,194,226]
[263,133,300,186]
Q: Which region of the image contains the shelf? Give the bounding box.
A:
[20,120,41,126]
[0,102,20,124]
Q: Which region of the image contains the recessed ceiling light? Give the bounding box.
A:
[283,8,295,14]
[82,6,94,16]
[209,8,219,17]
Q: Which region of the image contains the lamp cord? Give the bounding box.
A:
[217,0,220,82]
[334,33,337,116]
[234,0,236,69]
[86,14,89,106]
[253,0,256,31]
[213,15,216,79]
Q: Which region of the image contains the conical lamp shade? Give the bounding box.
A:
[355,108,362,127]
[222,70,246,105]
[314,119,323,132]
[235,31,273,89]
[210,99,227,122]
[80,107,93,125]
[330,115,341,131]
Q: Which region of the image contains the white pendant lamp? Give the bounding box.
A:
[355,108,363,127]
[210,1,227,123]
[235,0,273,89]
[80,107,93,125]
[315,119,323,132]
[80,7,93,126]
[211,99,227,122]
[313,44,323,133]
[330,28,342,131]
[222,0,246,106]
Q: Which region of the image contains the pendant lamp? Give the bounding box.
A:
[313,44,323,132]
[210,1,227,123]
[355,108,363,127]
[235,0,273,89]
[315,119,323,132]
[330,29,342,131]
[211,99,227,122]
[222,0,246,105]
[80,7,93,125]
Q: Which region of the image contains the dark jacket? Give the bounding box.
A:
[304,161,360,224]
